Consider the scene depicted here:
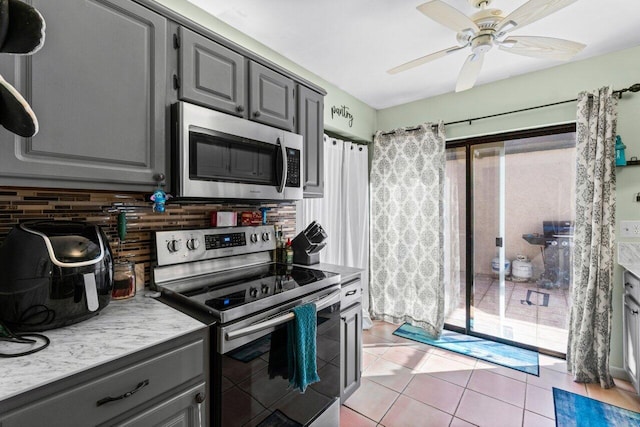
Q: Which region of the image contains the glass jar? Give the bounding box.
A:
[112,260,136,300]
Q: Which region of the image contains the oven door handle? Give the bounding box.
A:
[225,290,340,341]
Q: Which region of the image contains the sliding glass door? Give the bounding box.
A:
[444,126,576,355]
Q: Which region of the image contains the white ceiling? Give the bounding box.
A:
[186,0,640,110]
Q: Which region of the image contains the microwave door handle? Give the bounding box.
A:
[277,138,287,193]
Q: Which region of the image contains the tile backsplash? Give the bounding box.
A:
[0,187,297,286]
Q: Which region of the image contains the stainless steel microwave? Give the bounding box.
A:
[173,102,303,200]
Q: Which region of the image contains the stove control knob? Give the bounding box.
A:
[250,233,259,243]
[186,238,200,251]
[167,239,181,253]
[261,284,269,294]
[249,287,258,298]
[262,232,270,242]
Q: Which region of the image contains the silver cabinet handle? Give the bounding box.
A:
[96,379,149,406]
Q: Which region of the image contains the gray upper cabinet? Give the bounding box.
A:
[249,61,295,131]
[178,27,247,118]
[297,85,324,198]
[0,0,169,191]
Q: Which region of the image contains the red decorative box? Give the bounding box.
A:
[239,211,262,226]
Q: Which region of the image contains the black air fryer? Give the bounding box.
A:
[0,221,114,331]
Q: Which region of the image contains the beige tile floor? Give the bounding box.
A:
[446,275,570,354]
[341,320,640,427]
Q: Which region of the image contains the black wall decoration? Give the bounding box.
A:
[330,105,354,128]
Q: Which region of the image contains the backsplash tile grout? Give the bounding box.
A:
[0,187,297,287]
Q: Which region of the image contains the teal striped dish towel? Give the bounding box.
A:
[287,302,320,393]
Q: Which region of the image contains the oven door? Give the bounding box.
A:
[214,287,341,427]
[175,101,303,201]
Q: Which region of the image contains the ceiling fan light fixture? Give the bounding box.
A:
[471,33,494,54]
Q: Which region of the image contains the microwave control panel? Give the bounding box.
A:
[286,148,300,187]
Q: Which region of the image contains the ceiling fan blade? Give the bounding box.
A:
[416,1,479,33]
[499,36,585,60]
[387,45,465,74]
[496,0,578,34]
[456,52,484,92]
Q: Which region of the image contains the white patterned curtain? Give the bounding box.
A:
[567,86,617,388]
[370,124,446,337]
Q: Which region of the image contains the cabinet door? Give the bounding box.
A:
[178,27,247,118]
[297,85,324,198]
[0,0,168,191]
[341,302,362,403]
[115,383,207,427]
[623,296,640,394]
[249,61,295,131]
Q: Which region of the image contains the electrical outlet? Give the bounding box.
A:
[620,221,640,237]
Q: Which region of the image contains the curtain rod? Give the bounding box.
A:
[381,83,640,136]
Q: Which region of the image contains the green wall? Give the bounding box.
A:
[378,44,640,372]
[156,0,377,142]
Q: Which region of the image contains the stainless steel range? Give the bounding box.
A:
[152,225,342,427]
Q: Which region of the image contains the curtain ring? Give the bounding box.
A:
[332,140,336,145]
[351,146,354,150]
[359,147,363,151]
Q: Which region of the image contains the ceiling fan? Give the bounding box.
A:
[388,0,586,92]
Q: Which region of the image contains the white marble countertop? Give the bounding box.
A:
[618,242,640,277]
[0,294,205,402]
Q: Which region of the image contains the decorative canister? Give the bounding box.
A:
[112,260,136,300]
[512,255,533,282]
[491,257,511,277]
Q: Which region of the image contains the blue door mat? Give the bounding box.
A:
[553,387,640,426]
[393,323,539,376]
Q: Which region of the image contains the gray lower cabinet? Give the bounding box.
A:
[177,26,247,118]
[249,61,296,131]
[0,0,169,191]
[0,331,208,427]
[340,277,363,402]
[115,382,206,427]
[297,85,324,198]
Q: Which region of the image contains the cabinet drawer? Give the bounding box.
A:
[624,270,640,303]
[341,279,362,309]
[2,339,204,427]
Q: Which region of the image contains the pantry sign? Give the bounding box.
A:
[330,105,354,128]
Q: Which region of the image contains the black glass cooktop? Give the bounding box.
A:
[180,263,337,313]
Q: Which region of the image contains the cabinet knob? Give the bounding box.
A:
[153,173,166,183]
[236,105,245,113]
[253,111,261,118]
[195,392,206,404]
